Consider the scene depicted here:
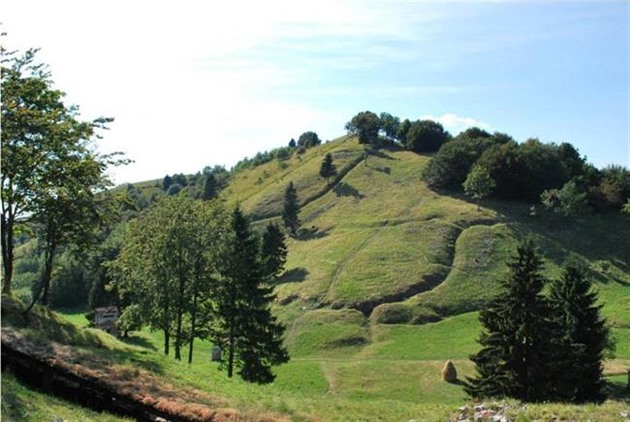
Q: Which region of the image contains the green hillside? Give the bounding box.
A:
[216,136,628,340]
[4,135,629,421]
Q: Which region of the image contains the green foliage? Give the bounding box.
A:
[595,165,630,210]
[282,181,301,236]
[378,112,400,141]
[475,138,586,202]
[297,131,321,148]
[548,260,610,402]
[319,153,338,186]
[213,206,289,383]
[1,47,127,308]
[261,223,287,279]
[232,146,294,172]
[162,174,173,191]
[48,252,90,308]
[201,173,218,200]
[467,241,613,403]
[541,179,587,217]
[345,111,381,145]
[422,135,499,189]
[404,119,450,153]
[0,48,122,297]
[463,164,495,207]
[166,182,182,196]
[396,118,412,144]
[467,239,556,402]
[113,196,227,361]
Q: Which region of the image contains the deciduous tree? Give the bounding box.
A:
[463,164,495,210]
[345,111,381,145]
[404,120,449,153]
[297,131,321,148]
[1,46,126,300]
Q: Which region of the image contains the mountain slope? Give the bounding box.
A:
[215,136,629,360]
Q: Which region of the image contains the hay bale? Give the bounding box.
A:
[441,360,457,382]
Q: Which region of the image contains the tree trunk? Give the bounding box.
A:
[1,214,14,295]
[24,241,56,315]
[164,329,170,356]
[188,289,198,365]
[40,244,56,305]
[227,313,235,378]
[174,254,186,361]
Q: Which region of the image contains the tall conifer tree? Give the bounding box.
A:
[214,206,289,383]
[261,223,287,279]
[466,239,555,402]
[548,260,610,402]
[319,153,338,186]
[282,181,300,237]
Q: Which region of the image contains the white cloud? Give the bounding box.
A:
[419,113,492,135]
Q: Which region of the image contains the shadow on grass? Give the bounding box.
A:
[429,188,630,286]
[276,267,310,285]
[119,334,159,352]
[606,379,630,403]
[447,378,469,387]
[297,226,331,240]
[334,182,365,199]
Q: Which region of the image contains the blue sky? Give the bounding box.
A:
[4,1,628,184]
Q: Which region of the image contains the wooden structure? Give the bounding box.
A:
[94,306,120,337]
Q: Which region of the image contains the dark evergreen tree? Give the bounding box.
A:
[202,173,218,201]
[282,181,301,237]
[319,153,338,186]
[214,206,289,383]
[288,138,296,148]
[548,260,610,402]
[397,118,412,146]
[466,239,555,402]
[163,174,173,191]
[379,112,400,141]
[261,223,287,279]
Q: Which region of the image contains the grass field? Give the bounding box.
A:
[30,303,625,421]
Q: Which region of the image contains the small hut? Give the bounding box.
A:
[94,306,120,337]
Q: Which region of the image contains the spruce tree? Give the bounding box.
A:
[548,260,610,402]
[261,223,287,279]
[202,173,218,200]
[466,239,555,402]
[214,206,289,383]
[319,153,337,186]
[282,181,301,237]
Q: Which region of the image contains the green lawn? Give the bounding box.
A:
[47,306,629,421]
